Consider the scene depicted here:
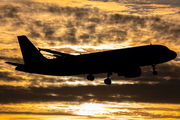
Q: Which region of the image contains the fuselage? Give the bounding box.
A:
[81,45,176,66]
[33,45,176,76]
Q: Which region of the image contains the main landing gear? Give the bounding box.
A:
[152,64,157,75]
[104,72,112,85]
[87,72,112,85]
[87,74,94,81]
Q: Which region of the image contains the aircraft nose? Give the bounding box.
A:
[170,50,177,59]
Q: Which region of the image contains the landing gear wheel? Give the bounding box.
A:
[104,78,111,85]
[152,64,158,75]
[153,71,157,75]
[87,74,94,81]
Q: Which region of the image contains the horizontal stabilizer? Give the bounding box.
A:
[5,62,23,66]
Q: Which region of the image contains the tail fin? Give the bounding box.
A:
[18,35,46,66]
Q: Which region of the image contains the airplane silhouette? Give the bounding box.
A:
[6,35,177,85]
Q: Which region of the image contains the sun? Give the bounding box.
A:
[74,103,107,115]
[81,103,103,110]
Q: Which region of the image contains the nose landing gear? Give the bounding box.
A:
[104,72,112,85]
[152,64,157,75]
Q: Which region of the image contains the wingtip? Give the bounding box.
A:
[38,48,41,51]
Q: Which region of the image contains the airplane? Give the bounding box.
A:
[6,35,177,85]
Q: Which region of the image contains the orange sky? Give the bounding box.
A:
[0,0,180,119]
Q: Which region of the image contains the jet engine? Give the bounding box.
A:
[117,66,141,78]
[15,65,26,71]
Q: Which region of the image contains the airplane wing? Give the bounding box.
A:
[38,48,97,62]
[39,48,75,58]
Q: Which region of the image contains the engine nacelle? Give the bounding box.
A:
[87,74,95,81]
[15,66,26,71]
[117,66,141,78]
[15,65,35,72]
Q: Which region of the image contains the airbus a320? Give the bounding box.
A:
[6,35,177,85]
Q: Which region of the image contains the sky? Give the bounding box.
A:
[0,0,180,119]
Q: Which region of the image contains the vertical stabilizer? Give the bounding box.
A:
[17,35,46,66]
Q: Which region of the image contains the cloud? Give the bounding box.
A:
[2,4,19,18]
[1,78,180,104]
[0,0,180,106]
[89,0,180,7]
[0,0,180,48]
[0,56,22,63]
[0,72,19,81]
[29,27,41,38]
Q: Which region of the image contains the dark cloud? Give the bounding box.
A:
[0,56,23,63]
[0,72,18,81]
[88,17,101,23]
[0,1,179,47]
[79,34,90,42]
[89,0,180,7]
[29,28,41,38]
[150,21,180,40]
[43,23,55,38]
[0,111,108,119]
[0,111,76,116]
[108,14,145,24]
[62,27,78,44]
[1,78,180,104]
[148,0,180,6]
[2,4,20,18]
[86,24,96,33]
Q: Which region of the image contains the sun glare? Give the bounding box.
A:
[75,103,107,115]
